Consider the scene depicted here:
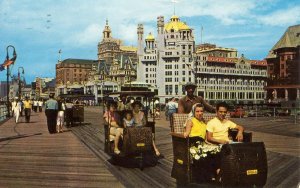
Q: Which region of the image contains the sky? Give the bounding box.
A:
[0,0,300,83]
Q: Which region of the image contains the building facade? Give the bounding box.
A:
[97,20,138,67]
[137,15,195,101]
[195,43,267,105]
[137,15,267,104]
[265,24,300,107]
[56,58,97,95]
[33,77,56,99]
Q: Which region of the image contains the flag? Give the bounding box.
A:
[0,65,4,71]
[0,59,14,72]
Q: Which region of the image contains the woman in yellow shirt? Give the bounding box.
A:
[183,103,206,141]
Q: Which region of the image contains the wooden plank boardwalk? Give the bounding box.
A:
[1,107,299,187]
[75,107,299,188]
[0,111,124,188]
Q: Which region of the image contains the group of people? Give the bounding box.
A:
[44,94,74,134]
[178,82,244,181]
[104,98,162,158]
[11,97,43,124]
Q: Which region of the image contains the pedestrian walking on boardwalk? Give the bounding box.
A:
[56,97,65,133]
[38,100,43,112]
[12,97,22,123]
[23,97,32,123]
[45,93,58,134]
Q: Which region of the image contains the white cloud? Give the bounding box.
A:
[257,6,300,26]
[175,0,257,25]
[64,24,101,46]
[205,33,267,40]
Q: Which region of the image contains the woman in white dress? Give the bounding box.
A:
[12,99,22,124]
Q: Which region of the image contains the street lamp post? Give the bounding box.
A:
[18,67,24,100]
[5,45,17,117]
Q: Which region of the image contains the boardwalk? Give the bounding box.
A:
[0,111,123,187]
[0,107,299,187]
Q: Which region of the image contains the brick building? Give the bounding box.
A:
[265,24,300,107]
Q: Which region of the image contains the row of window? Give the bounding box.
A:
[145,79,156,84]
[145,68,156,72]
[199,80,265,85]
[206,92,265,100]
[144,55,157,60]
[205,86,264,90]
[197,67,267,76]
[165,77,192,83]
[145,74,156,78]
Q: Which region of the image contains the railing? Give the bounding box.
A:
[0,105,8,122]
[234,106,300,124]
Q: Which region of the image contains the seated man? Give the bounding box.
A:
[103,101,123,154]
[206,102,244,181]
[206,102,244,144]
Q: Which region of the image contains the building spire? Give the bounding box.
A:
[172,0,178,15]
[201,26,203,44]
[103,19,112,39]
[58,49,62,62]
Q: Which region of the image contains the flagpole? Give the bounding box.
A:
[5,45,17,118]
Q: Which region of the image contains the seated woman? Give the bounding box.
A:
[103,101,123,154]
[131,101,163,158]
[183,103,219,182]
[183,103,206,141]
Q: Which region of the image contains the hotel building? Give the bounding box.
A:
[137,15,267,104]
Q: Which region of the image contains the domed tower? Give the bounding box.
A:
[145,32,155,50]
[103,19,112,40]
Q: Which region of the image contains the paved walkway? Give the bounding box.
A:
[0,112,123,188]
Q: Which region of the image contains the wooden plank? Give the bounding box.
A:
[80,107,300,187]
[0,111,124,188]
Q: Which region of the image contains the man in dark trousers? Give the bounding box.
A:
[45,93,58,134]
[178,82,215,114]
[23,97,32,123]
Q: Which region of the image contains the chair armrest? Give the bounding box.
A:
[170,132,185,138]
[229,129,252,142]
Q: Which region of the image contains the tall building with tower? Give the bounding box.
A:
[137,15,267,104]
[137,15,195,101]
